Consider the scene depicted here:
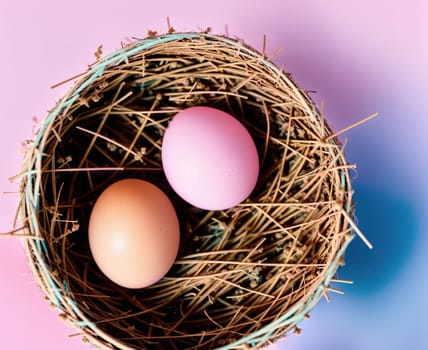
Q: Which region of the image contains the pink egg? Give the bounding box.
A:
[162,106,259,210]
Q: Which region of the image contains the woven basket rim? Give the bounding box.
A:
[20,32,355,350]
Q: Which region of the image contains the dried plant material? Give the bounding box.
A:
[18,33,364,350]
[94,45,103,61]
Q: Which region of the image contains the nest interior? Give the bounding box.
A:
[21,33,354,350]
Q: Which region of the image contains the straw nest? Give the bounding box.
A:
[18,32,358,349]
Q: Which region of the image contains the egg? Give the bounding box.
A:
[162,106,259,210]
[88,179,180,289]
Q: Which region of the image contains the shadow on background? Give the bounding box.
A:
[342,185,418,296]
[266,31,419,297]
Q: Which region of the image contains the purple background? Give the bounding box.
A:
[1,1,427,349]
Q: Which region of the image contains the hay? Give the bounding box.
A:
[17,32,363,349]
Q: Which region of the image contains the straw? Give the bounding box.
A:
[18,32,365,349]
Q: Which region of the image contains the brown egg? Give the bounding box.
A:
[88,179,180,289]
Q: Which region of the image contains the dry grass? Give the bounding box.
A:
[16,33,364,349]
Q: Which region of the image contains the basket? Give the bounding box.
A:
[19,32,357,349]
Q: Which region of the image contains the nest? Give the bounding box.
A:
[19,33,357,349]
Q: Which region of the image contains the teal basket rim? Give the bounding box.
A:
[23,32,355,350]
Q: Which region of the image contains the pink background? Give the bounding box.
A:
[1,1,427,349]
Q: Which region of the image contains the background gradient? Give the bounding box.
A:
[1,1,427,349]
